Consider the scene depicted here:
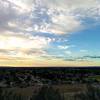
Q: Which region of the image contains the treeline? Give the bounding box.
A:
[1,67,100,78]
[0,67,100,87]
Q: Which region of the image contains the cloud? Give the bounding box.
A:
[83,55,100,59]
[30,2,82,34]
[73,55,100,61]
[0,33,52,58]
[0,0,30,33]
[65,51,72,55]
[29,0,100,34]
[1,0,100,35]
[80,50,88,53]
[0,34,49,49]
[58,45,69,49]
[58,54,100,62]
[7,0,34,11]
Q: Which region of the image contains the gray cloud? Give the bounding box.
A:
[0,49,9,54]
[83,55,100,59]
[59,55,100,62]
[0,0,32,34]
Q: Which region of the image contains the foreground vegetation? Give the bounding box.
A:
[0,84,100,100]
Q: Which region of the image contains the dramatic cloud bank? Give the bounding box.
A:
[0,0,100,66]
[0,0,100,35]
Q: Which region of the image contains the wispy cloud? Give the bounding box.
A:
[63,55,100,62]
[83,55,100,59]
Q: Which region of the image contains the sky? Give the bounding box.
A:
[0,0,100,67]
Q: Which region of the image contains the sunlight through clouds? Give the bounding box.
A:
[0,0,100,66]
